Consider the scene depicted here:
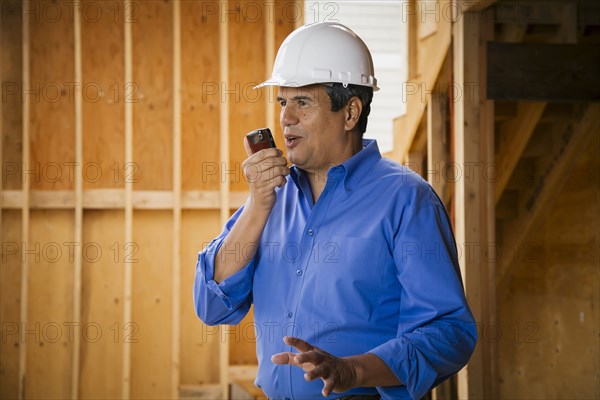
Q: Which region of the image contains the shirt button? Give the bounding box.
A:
[286,312,293,318]
[296,269,302,276]
[346,186,352,192]
[307,229,314,236]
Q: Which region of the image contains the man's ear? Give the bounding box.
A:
[344,96,363,132]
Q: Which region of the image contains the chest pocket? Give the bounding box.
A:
[313,235,393,315]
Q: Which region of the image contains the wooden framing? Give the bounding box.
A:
[479,14,497,397]
[393,0,452,164]
[487,43,600,101]
[462,0,497,12]
[452,7,496,399]
[1,190,249,210]
[426,93,448,199]
[123,0,134,397]
[73,2,83,398]
[172,1,182,398]
[2,1,599,399]
[494,102,546,204]
[452,9,479,398]
[497,104,600,288]
[218,1,230,395]
[18,2,31,399]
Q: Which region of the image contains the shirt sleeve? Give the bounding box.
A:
[193,205,256,326]
[368,190,477,399]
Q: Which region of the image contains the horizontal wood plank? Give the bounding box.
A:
[1,190,248,210]
[487,43,600,101]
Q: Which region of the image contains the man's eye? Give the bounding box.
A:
[298,100,307,106]
[279,100,286,107]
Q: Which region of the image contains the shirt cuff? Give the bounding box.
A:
[369,340,437,400]
[200,237,255,311]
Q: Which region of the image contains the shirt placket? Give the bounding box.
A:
[287,167,345,399]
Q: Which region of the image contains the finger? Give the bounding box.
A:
[275,176,287,188]
[243,147,281,168]
[253,158,288,174]
[243,155,285,178]
[251,147,282,163]
[243,136,253,157]
[294,350,324,366]
[271,352,300,366]
[284,336,314,353]
[304,365,328,381]
[322,378,335,397]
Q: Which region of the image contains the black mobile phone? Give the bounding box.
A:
[246,128,277,154]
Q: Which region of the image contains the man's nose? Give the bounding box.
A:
[281,105,299,126]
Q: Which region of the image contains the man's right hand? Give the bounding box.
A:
[242,139,289,214]
[213,139,288,283]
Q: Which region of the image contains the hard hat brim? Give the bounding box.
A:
[254,79,380,91]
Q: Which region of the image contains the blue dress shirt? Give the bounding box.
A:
[194,139,476,399]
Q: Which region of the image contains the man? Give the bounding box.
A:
[194,22,476,399]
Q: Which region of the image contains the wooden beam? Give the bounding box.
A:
[493,1,578,26]
[228,365,259,382]
[407,151,425,177]
[495,102,547,204]
[452,8,475,398]
[462,0,497,12]
[1,190,249,210]
[265,0,275,133]
[72,2,83,398]
[427,93,448,199]
[172,1,182,398]
[219,0,230,395]
[498,23,527,43]
[453,9,494,399]
[123,1,133,397]
[392,115,408,163]
[498,104,600,287]
[408,0,418,80]
[488,43,600,101]
[557,2,577,44]
[396,14,452,161]
[178,384,223,400]
[479,13,497,397]
[19,3,30,398]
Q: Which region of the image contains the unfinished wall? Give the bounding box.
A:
[1,1,299,398]
[497,131,600,398]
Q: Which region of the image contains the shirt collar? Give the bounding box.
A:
[340,138,382,189]
[289,138,382,191]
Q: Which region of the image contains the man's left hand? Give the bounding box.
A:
[271,336,358,397]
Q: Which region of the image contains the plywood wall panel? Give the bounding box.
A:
[29,0,75,191]
[0,210,22,398]
[81,0,125,190]
[228,307,257,366]
[131,211,173,399]
[2,1,23,190]
[25,210,74,398]
[180,210,221,385]
[498,134,600,398]
[228,1,266,192]
[79,210,125,399]
[181,1,221,192]
[132,1,173,191]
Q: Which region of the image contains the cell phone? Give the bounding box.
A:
[246,128,277,154]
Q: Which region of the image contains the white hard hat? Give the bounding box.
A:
[255,22,379,91]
